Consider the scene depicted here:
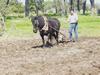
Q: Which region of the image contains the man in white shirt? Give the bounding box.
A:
[68,9,78,42]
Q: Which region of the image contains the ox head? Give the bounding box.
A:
[31,16,39,33]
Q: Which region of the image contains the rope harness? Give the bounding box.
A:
[42,16,48,31]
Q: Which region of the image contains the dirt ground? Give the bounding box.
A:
[0,35,100,75]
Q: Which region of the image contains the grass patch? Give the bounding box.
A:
[5,18,33,37]
[3,15,100,38]
[58,15,100,37]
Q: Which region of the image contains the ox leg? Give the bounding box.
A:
[47,34,50,43]
[50,34,53,45]
[41,35,45,47]
[54,32,59,45]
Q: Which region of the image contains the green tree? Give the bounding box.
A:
[0,0,24,32]
[0,0,9,32]
[10,0,24,13]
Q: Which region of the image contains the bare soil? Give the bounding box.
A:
[0,36,100,75]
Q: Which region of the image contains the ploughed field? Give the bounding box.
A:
[0,36,100,75]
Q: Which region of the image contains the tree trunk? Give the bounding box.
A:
[77,0,80,12]
[64,0,67,15]
[25,0,29,17]
[70,0,73,10]
[90,0,94,7]
[6,0,10,5]
[34,0,39,16]
[90,0,95,15]
[54,0,58,13]
[41,0,44,14]
[82,0,86,15]
[60,0,65,16]
[35,6,39,16]
[0,15,6,32]
[65,0,70,14]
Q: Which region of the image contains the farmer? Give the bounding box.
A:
[68,9,78,42]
